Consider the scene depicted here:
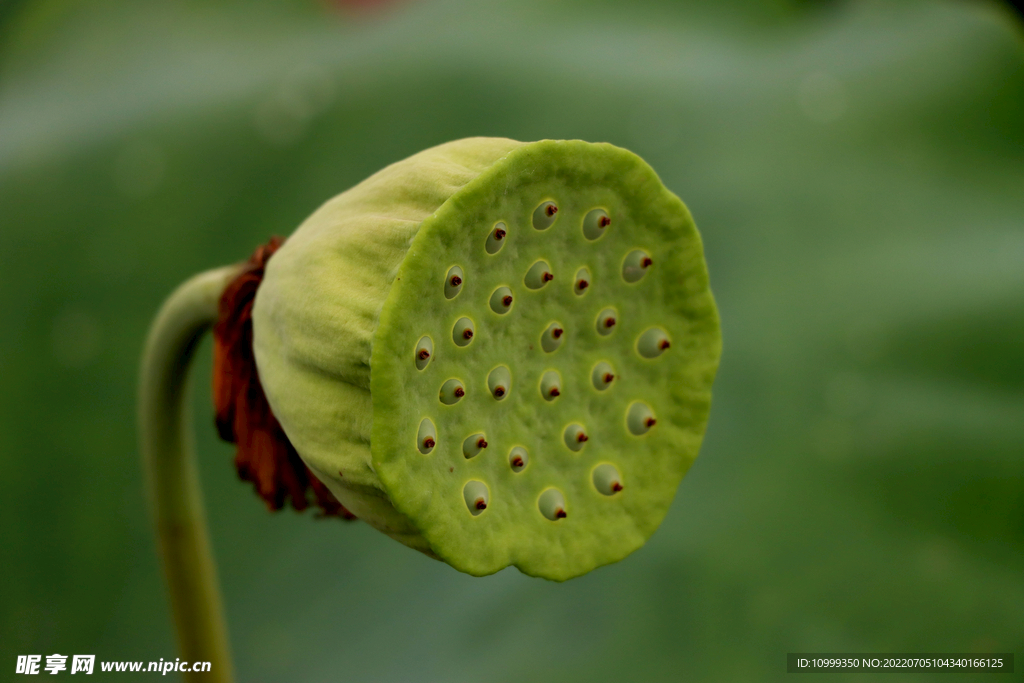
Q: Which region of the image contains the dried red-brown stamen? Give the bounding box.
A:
[641,257,653,268]
[542,272,554,282]
[645,417,657,428]
[552,327,564,339]
[213,237,355,520]
[603,372,615,383]
[598,216,611,228]
[611,482,623,492]
[454,386,465,397]
[476,438,488,449]
[511,456,524,467]
[494,386,506,397]
[502,295,513,306]
[418,349,431,360]
[475,499,488,510]
[423,437,436,449]
[555,508,567,519]
[604,316,616,328]
[450,275,462,287]
[546,204,558,217]
[576,433,589,443]
[494,228,506,240]
[659,340,671,350]
[463,329,474,340]
[576,279,589,290]
[549,387,561,397]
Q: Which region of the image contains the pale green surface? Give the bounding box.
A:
[1,0,1023,681]
[372,140,719,579]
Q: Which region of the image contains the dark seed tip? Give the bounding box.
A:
[641,257,653,268]
[555,508,567,519]
[542,272,554,282]
[512,457,523,467]
[494,387,505,397]
[423,437,435,448]
[577,280,589,290]
[645,417,657,427]
[463,329,473,339]
[552,328,564,339]
[495,228,506,240]
[604,317,616,328]
[477,439,488,449]
[454,387,465,397]
[418,349,430,360]
[502,295,513,306]
[546,205,558,217]
[451,275,462,286]
[475,499,487,510]
[659,340,671,349]
[611,482,623,492]
[577,433,588,443]
[598,216,611,228]
[603,372,615,383]
[549,387,561,397]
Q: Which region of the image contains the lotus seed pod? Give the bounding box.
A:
[251,137,721,580]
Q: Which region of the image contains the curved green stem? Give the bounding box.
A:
[139,265,242,683]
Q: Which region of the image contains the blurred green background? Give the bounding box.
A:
[1,0,1022,680]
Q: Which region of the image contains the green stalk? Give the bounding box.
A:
[139,265,241,683]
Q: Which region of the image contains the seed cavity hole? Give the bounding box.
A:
[439,378,466,405]
[622,250,652,283]
[540,370,562,401]
[593,463,623,496]
[582,209,610,241]
[595,307,618,337]
[489,286,514,314]
[591,361,616,391]
[627,401,657,435]
[486,222,508,255]
[539,488,567,521]
[532,201,558,230]
[563,423,589,452]
[417,418,437,454]
[574,267,591,296]
[541,322,565,353]
[463,433,488,459]
[452,317,475,347]
[445,266,464,299]
[487,366,512,401]
[525,260,554,290]
[415,336,433,371]
[463,480,490,516]
[637,327,672,359]
[509,447,529,473]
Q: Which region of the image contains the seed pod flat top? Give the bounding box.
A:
[252,138,721,581]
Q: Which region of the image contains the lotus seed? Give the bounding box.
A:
[627,401,657,435]
[508,446,528,473]
[563,423,589,452]
[489,286,514,314]
[622,249,653,283]
[485,222,508,254]
[452,317,475,347]
[540,370,562,401]
[524,260,554,290]
[591,361,616,390]
[538,488,567,520]
[592,463,623,495]
[596,308,618,336]
[445,266,464,299]
[415,336,433,370]
[532,201,558,230]
[582,209,610,241]
[487,366,512,401]
[541,322,565,353]
[439,378,466,405]
[417,418,437,454]
[463,433,488,459]
[463,480,489,516]
[637,327,672,359]
[574,267,591,296]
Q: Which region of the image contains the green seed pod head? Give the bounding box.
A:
[251,138,721,581]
